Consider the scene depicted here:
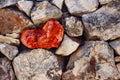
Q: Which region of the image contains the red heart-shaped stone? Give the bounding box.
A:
[20,19,64,49]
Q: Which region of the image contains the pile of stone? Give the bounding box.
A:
[0,0,120,80]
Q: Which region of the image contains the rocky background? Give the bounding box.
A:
[0,0,120,80]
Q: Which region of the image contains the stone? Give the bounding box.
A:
[65,0,99,15]
[63,41,120,80]
[17,1,33,16]
[0,42,18,60]
[52,0,64,9]
[31,1,62,25]
[115,56,120,62]
[6,33,19,39]
[65,16,83,37]
[0,35,20,45]
[0,0,20,8]
[13,49,62,80]
[82,0,120,41]
[99,0,113,4]
[116,63,120,73]
[0,57,15,80]
[109,38,120,55]
[0,8,33,35]
[55,35,80,56]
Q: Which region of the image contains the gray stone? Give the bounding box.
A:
[0,8,33,35]
[99,0,113,4]
[31,1,62,25]
[63,41,120,80]
[52,0,64,9]
[0,0,20,8]
[0,35,20,45]
[82,0,120,41]
[117,63,120,73]
[13,49,62,80]
[17,1,33,16]
[65,16,83,37]
[65,0,99,15]
[0,42,18,60]
[0,58,15,80]
[55,35,80,56]
[109,38,120,55]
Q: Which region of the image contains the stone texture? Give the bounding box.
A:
[0,35,20,45]
[52,0,64,9]
[82,0,120,41]
[99,0,113,4]
[62,41,120,80]
[117,63,120,73]
[109,38,120,55]
[6,33,19,39]
[0,0,20,8]
[17,1,33,16]
[0,57,15,80]
[65,0,99,15]
[13,49,62,80]
[115,56,120,62]
[0,42,18,60]
[55,35,80,56]
[0,8,33,35]
[65,16,83,37]
[31,1,62,25]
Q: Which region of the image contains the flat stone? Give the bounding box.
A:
[0,58,15,80]
[115,56,120,63]
[65,0,99,15]
[0,35,20,45]
[99,0,113,4]
[0,42,18,60]
[0,0,20,8]
[0,8,33,35]
[17,1,33,16]
[109,38,120,55]
[13,49,62,80]
[55,34,80,56]
[52,0,64,9]
[31,1,62,25]
[82,0,120,40]
[65,16,83,37]
[63,41,120,80]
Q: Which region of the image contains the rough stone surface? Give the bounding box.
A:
[6,33,19,39]
[65,16,83,37]
[0,0,20,8]
[99,0,113,4]
[117,63,120,73]
[0,8,33,35]
[31,1,62,25]
[17,1,33,16]
[82,0,120,40]
[0,42,18,60]
[65,0,99,15]
[63,41,120,80]
[0,35,20,45]
[13,49,62,80]
[0,57,15,80]
[109,38,120,55]
[55,35,80,56]
[115,56,120,62]
[52,0,64,9]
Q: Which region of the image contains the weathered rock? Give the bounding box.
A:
[55,35,80,56]
[117,63,120,73]
[52,0,64,9]
[6,33,19,39]
[109,38,120,55]
[13,49,62,80]
[63,41,120,80]
[0,8,33,35]
[82,0,120,41]
[0,0,20,8]
[0,35,20,45]
[115,56,120,63]
[65,16,83,37]
[65,0,99,15]
[99,0,113,4]
[31,1,62,25]
[0,42,18,60]
[0,58,15,80]
[17,1,33,16]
